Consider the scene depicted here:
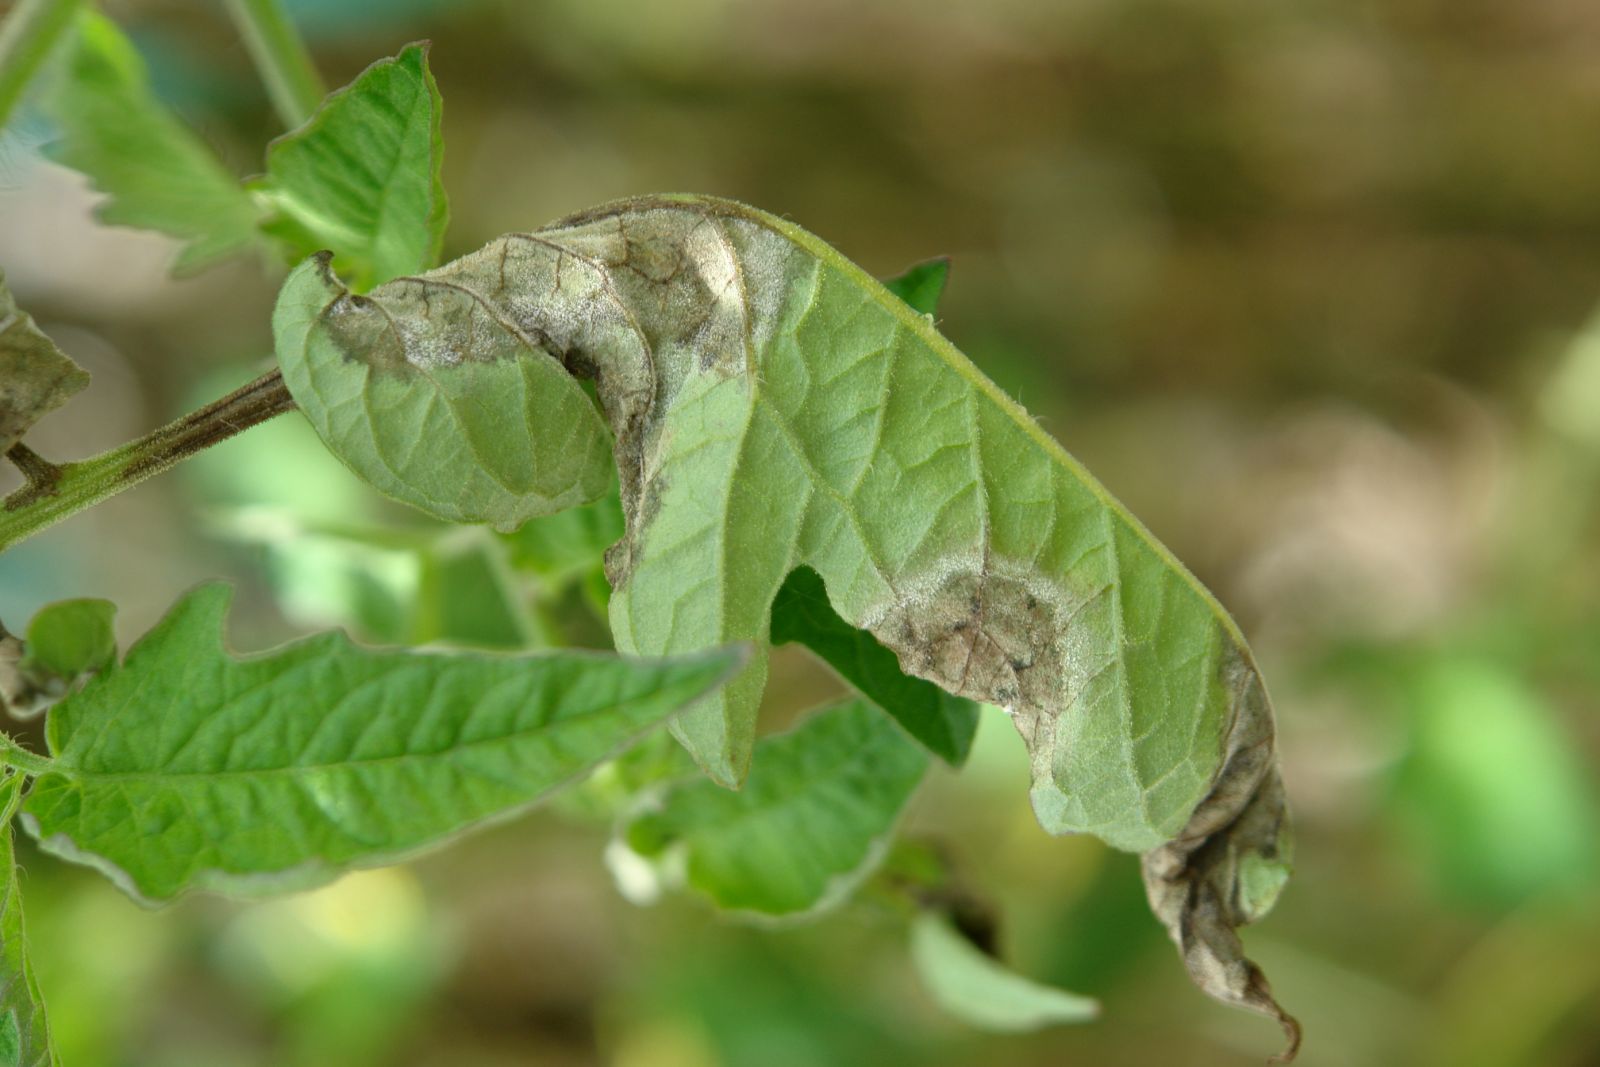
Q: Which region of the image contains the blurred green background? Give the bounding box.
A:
[3,0,1600,1063]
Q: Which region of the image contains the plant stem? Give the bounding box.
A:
[0,370,296,553]
[0,0,83,131]
[0,736,51,777]
[3,443,59,494]
[222,0,324,129]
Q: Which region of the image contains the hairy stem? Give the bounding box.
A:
[222,0,325,129]
[0,370,295,553]
[0,0,83,131]
[0,736,51,777]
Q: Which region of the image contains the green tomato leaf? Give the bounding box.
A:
[0,270,89,454]
[500,477,626,587]
[258,43,447,290]
[219,513,544,650]
[0,775,56,1067]
[910,912,1099,1032]
[264,525,542,650]
[554,728,699,825]
[767,261,977,766]
[273,252,614,531]
[272,195,1298,1051]
[771,567,978,766]
[419,532,542,649]
[19,582,741,903]
[41,10,260,274]
[233,518,428,646]
[622,698,928,917]
[20,597,115,681]
[882,257,950,317]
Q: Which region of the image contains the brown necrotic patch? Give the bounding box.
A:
[866,565,1068,745]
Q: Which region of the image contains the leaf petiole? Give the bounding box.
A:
[0,736,52,777]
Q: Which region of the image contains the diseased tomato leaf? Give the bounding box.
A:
[273,194,1299,1054]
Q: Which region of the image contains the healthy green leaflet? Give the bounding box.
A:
[273,194,1298,1050]
[19,583,742,904]
[621,697,929,917]
[16,597,114,683]
[255,42,447,291]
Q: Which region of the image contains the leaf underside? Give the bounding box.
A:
[273,249,612,532]
[20,583,740,903]
[273,194,1299,1051]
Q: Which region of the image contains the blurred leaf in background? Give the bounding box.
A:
[215,868,445,1067]
[910,912,1098,1033]
[1389,655,1599,907]
[42,9,260,273]
[622,698,929,917]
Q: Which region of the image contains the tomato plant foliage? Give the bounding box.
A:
[0,13,1300,1062]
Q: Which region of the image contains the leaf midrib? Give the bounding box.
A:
[46,684,704,785]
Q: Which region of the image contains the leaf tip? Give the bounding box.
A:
[306,247,341,285]
[393,40,437,86]
[278,249,344,309]
[1142,764,1300,1062]
[1268,1010,1304,1064]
